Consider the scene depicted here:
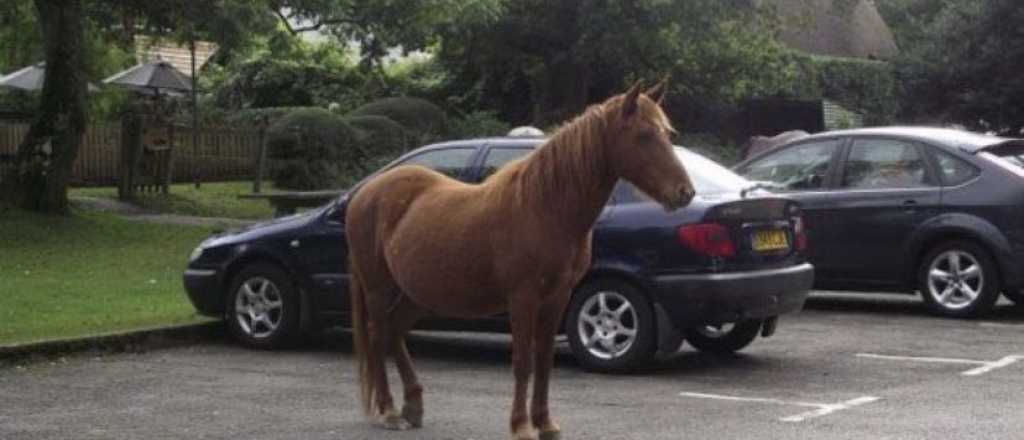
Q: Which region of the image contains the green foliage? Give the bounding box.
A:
[799,55,899,125]
[447,110,510,139]
[885,0,1024,133]
[345,114,408,158]
[275,0,502,65]
[266,107,361,190]
[210,42,368,111]
[0,0,41,74]
[348,97,447,144]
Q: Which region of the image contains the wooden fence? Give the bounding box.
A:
[0,122,262,186]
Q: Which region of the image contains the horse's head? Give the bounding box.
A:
[605,80,696,211]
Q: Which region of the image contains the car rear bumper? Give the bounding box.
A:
[651,263,814,329]
[183,268,225,317]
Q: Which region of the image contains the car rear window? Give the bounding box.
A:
[673,147,749,195]
[979,142,1024,178]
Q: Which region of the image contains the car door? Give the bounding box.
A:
[298,146,480,314]
[824,137,942,286]
[734,138,845,278]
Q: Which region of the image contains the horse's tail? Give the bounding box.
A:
[349,257,375,416]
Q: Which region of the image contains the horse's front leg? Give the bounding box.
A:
[509,296,540,440]
[531,292,572,440]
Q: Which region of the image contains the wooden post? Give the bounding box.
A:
[253,115,269,193]
[162,122,175,195]
[117,109,142,200]
[190,39,201,189]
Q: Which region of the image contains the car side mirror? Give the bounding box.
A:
[326,201,346,224]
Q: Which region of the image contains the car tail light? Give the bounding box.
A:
[793,216,808,252]
[678,223,736,257]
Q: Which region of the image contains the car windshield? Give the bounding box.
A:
[674,146,750,195]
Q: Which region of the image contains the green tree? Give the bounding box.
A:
[433,0,798,127]
[884,0,1024,133]
[1,0,89,214]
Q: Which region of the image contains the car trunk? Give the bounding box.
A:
[670,196,805,274]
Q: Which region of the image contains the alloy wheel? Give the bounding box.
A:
[233,276,284,338]
[576,290,638,360]
[927,250,984,310]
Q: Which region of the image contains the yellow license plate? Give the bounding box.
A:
[752,229,789,252]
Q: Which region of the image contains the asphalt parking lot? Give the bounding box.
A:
[2,291,1023,440]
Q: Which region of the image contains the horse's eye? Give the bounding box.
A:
[638,130,657,143]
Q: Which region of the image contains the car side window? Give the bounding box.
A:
[738,139,841,191]
[400,147,476,180]
[933,149,980,186]
[842,139,931,189]
[480,147,532,181]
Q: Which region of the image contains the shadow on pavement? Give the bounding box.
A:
[804,291,1024,322]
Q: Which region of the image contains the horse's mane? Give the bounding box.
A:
[486,94,674,208]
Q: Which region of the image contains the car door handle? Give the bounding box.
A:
[902,200,918,212]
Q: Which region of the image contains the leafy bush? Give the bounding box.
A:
[801,55,899,125]
[347,97,447,145]
[447,110,510,139]
[208,45,370,112]
[266,108,360,190]
[345,114,408,158]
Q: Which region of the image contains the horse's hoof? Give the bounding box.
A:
[511,425,539,440]
[539,430,561,440]
[381,412,412,430]
[401,405,423,428]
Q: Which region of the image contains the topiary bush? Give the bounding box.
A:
[347,97,447,146]
[345,114,408,159]
[266,107,360,190]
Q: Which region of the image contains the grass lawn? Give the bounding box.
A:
[71,181,277,220]
[0,208,217,346]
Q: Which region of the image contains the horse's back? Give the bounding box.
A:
[348,165,456,238]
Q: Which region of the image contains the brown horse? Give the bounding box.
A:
[345,81,696,440]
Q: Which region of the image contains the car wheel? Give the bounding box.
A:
[683,319,761,354]
[226,262,301,349]
[918,240,1000,318]
[566,279,656,373]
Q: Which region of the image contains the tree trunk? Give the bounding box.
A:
[0,0,88,214]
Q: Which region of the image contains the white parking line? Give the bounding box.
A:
[856,353,1024,376]
[979,322,1024,329]
[678,392,880,423]
[962,356,1024,376]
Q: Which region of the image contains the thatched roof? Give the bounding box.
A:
[763,0,899,60]
[134,36,218,75]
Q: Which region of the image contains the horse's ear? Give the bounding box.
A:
[623,81,643,119]
[645,76,669,104]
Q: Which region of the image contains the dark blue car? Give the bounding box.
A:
[734,127,1024,318]
[184,136,813,372]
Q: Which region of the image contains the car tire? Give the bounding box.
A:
[683,319,762,354]
[918,240,1000,318]
[566,279,656,373]
[226,262,301,349]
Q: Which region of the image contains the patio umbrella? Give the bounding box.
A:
[103,60,192,96]
[0,62,99,92]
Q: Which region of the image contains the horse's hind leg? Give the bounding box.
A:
[363,284,408,430]
[390,299,426,428]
